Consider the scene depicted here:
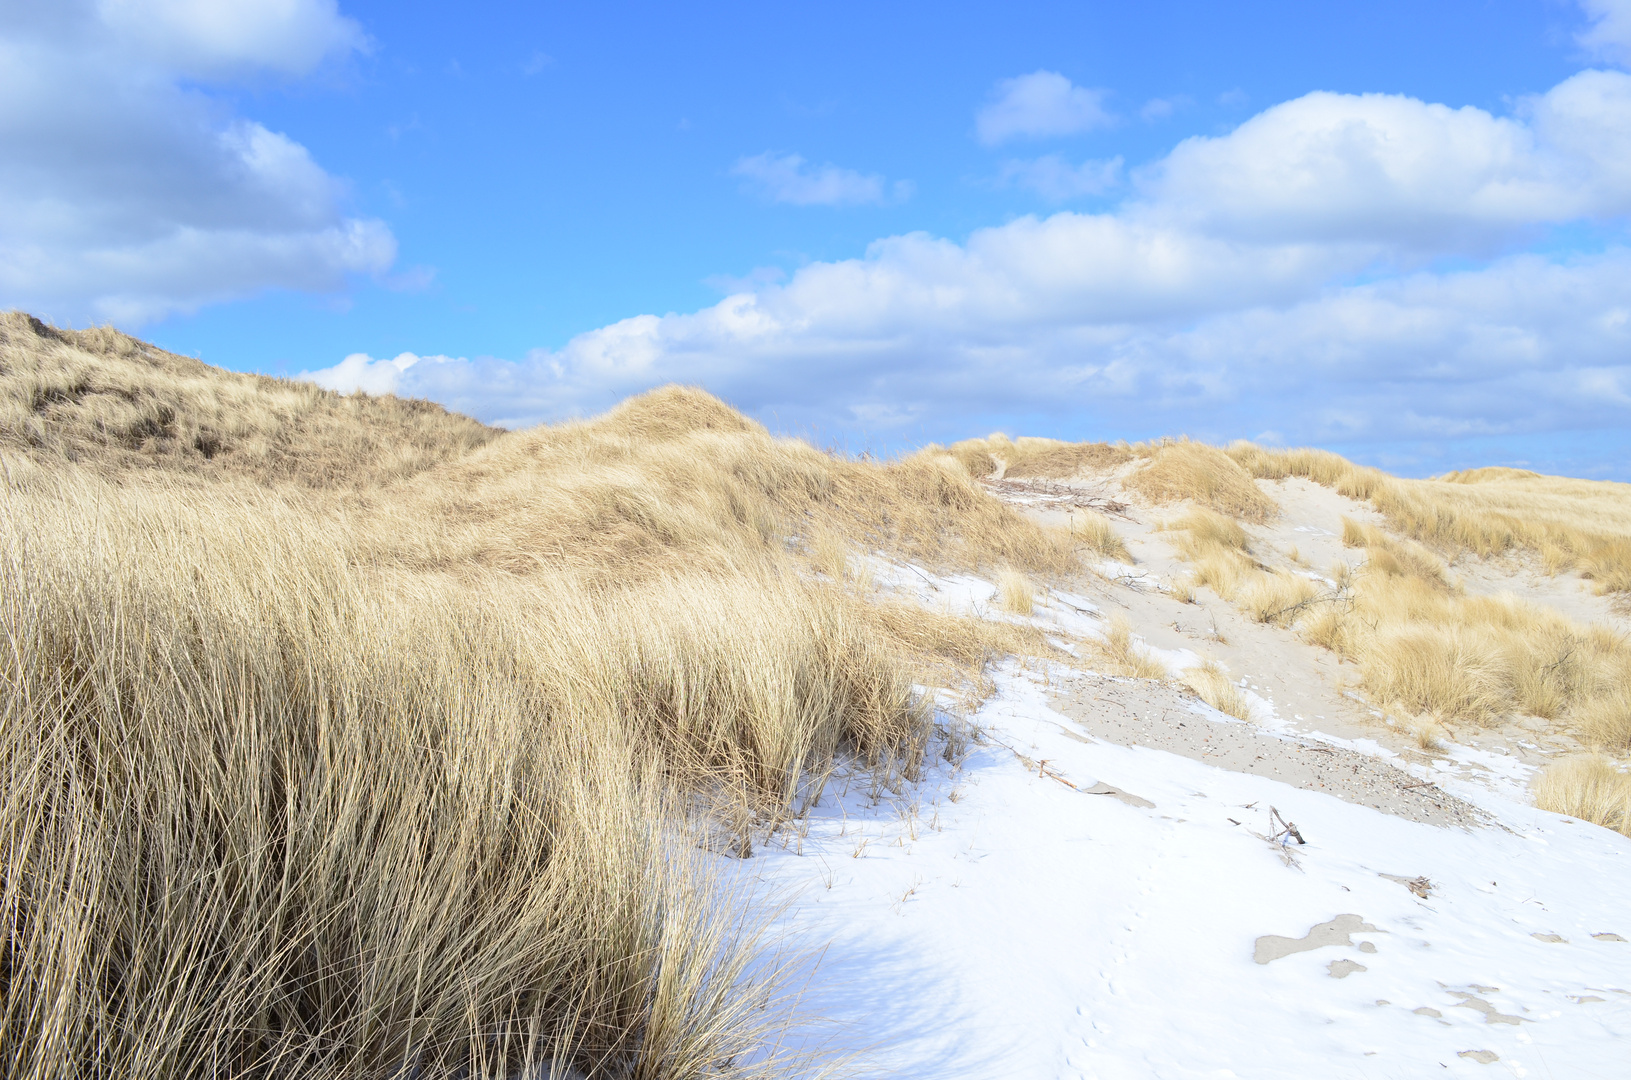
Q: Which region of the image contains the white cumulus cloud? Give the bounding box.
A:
[976,71,1114,145]
[1579,0,1631,67]
[0,0,394,325]
[96,0,365,77]
[358,71,1631,472]
[302,351,444,396]
[731,152,906,206]
[1143,71,1631,250]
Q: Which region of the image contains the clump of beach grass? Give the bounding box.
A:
[1535,757,1631,837]
[1181,661,1260,722]
[1071,511,1129,561]
[998,567,1036,615]
[1092,615,1168,680]
[1126,439,1278,523]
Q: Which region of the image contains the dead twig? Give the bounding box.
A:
[1269,806,1306,846]
[1036,759,1080,790]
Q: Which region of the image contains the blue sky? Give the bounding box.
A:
[5,1,1631,476]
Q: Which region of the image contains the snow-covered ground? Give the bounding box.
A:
[759,561,1631,1079]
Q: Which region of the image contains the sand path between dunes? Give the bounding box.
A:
[1045,668,1487,829]
[982,472,1595,812]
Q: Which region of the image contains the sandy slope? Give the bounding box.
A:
[1012,473,1596,769]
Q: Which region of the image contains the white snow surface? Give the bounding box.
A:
[753,561,1631,1079]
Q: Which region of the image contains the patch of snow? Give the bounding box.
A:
[761,664,1631,1079]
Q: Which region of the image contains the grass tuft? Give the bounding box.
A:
[1126,439,1278,523]
[0,472,874,1077]
[942,432,1132,479]
[1092,616,1169,680]
[1071,512,1130,561]
[0,310,498,488]
[1181,661,1259,722]
[0,321,1096,1078]
[1535,757,1631,837]
[997,568,1036,615]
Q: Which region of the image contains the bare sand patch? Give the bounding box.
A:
[1253,913,1378,964]
[1049,672,1485,828]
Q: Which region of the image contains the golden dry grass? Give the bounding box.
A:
[1314,526,1631,734]
[997,568,1036,615]
[943,432,1131,479]
[0,318,1099,1078]
[1181,661,1260,722]
[1162,509,1262,607]
[1069,512,1130,561]
[2,469,885,1078]
[1144,445,1631,748]
[0,311,498,488]
[366,386,1079,587]
[1125,439,1278,523]
[1229,439,1631,596]
[1534,757,1631,837]
[942,427,1631,812]
[1373,471,1631,593]
[945,432,1277,524]
[1091,616,1169,680]
[1153,488,1631,747]
[1237,571,1323,628]
[1407,716,1449,751]
[863,599,1047,689]
[953,432,1631,599]
[1225,442,1385,500]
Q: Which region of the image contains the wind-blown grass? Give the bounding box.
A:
[372,386,1079,585]
[0,309,1090,1076]
[998,568,1036,615]
[1091,616,1168,680]
[1124,439,1278,523]
[1157,498,1631,745]
[1228,440,1631,596]
[1069,512,1130,561]
[1182,661,1260,722]
[1535,757,1631,837]
[943,432,1131,479]
[0,310,498,487]
[1,469,914,1078]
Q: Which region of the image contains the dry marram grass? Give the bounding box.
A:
[0,317,1093,1078]
[1092,616,1168,680]
[1182,662,1259,723]
[1154,469,1631,750]
[0,482,835,1080]
[366,387,1080,585]
[1070,512,1130,561]
[1534,757,1631,837]
[998,568,1036,615]
[1,473,864,1078]
[943,432,1131,479]
[1125,439,1278,523]
[0,311,497,488]
[1230,441,1631,596]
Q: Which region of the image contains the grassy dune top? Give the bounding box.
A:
[953,428,1631,595]
[361,385,1078,585]
[0,310,499,488]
